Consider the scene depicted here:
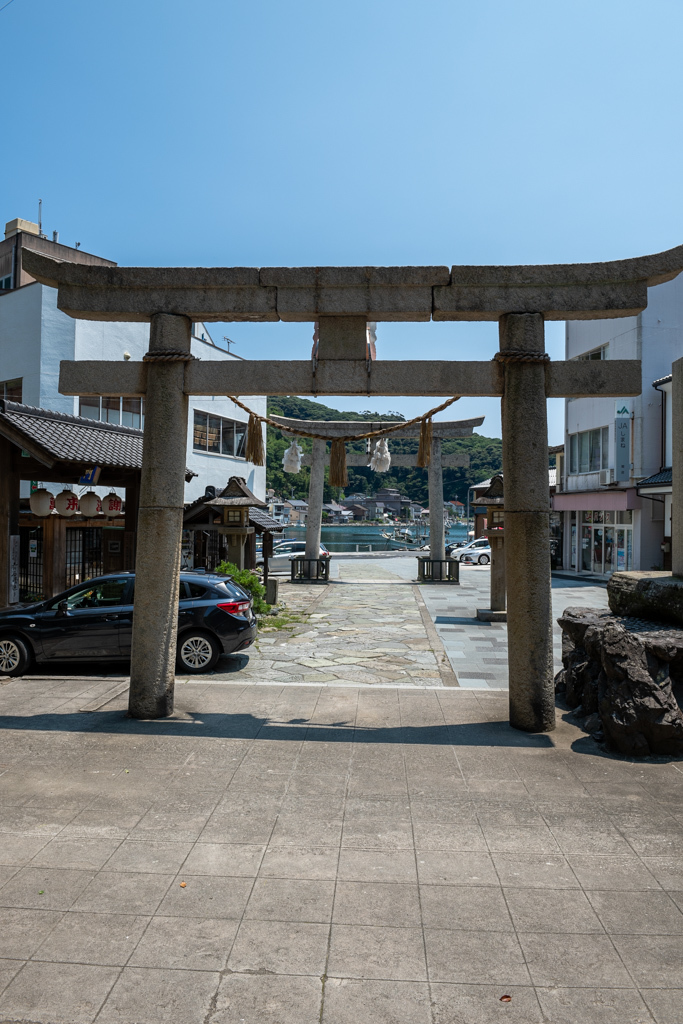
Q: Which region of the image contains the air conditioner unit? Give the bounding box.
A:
[599,468,615,486]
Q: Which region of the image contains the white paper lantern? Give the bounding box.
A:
[282,440,303,474]
[79,491,101,518]
[29,488,55,517]
[370,438,391,473]
[54,489,79,517]
[102,491,123,517]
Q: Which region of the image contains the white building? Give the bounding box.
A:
[553,274,683,575]
[0,217,266,504]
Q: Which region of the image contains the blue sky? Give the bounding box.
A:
[3,0,683,441]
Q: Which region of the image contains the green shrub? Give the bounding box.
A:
[215,561,270,615]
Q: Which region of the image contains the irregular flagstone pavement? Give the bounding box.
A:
[0,677,682,1024]
[179,557,609,691]
[197,558,456,689]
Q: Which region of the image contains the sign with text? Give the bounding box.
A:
[615,416,631,480]
[79,466,101,485]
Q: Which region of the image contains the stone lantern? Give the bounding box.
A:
[476,474,506,622]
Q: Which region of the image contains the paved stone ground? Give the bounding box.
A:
[192,558,609,691]
[0,677,682,1023]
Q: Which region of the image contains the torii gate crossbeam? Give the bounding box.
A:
[19,245,680,732]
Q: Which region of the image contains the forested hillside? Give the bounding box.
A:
[266,397,503,506]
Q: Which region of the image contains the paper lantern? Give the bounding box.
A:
[102,491,123,517]
[370,438,391,473]
[55,490,79,517]
[29,488,54,517]
[282,440,303,474]
[79,491,101,518]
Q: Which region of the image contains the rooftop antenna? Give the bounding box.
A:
[75,242,81,250]
[38,199,42,236]
[223,336,237,354]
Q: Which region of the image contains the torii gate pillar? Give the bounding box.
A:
[305,439,326,568]
[128,313,191,719]
[500,313,554,732]
[428,437,446,566]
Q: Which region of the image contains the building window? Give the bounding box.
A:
[573,344,608,361]
[568,427,609,474]
[227,508,242,523]
[1,378,22,402]
[1,378,22,401]
[193,411,247,458]
[0,275,12,291]
[79,396,144,429]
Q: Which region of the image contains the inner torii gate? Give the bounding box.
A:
[270,413,484,570]
[22,246,682,731]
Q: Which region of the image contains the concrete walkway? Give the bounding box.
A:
[0,677,682,1023]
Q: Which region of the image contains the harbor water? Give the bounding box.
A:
[281,522,469,552]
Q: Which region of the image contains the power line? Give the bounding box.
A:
[0,0,17,13]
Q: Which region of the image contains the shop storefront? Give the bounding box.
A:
[553,489,642,577]
[569,509,634,574]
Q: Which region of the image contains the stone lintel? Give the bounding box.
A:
[22,251,278,323]
[300,453,470,467]
[59,358,642,400]
[272,416,481,438]
[262,266,449,321]
[434,282,649,321]
[26,245,683,322]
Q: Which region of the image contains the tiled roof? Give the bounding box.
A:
[0,400,196,479]
[638,468,672,488]
[207,476,267,508]
[0,400,143,469]
[653,374,673,387]
[249,508,284,532]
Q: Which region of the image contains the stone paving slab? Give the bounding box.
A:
[0,678,682,1023]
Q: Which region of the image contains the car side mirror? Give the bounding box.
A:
[56,600,68,617]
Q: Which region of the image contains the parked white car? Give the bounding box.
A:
[257,540,330,573]
[449,537,491,564]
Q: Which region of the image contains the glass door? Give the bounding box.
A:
[592,528,604,574]
[581,526,592,572]
[604,528,614,574]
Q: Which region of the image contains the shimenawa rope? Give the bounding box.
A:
[227,393,462,485]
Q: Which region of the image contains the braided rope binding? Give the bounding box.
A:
[493,350,550,364]
[143,351,197,362]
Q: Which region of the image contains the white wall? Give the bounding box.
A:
[0,283,47,407]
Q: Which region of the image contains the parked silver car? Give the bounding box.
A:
[448,537,491,564]
[257,540,330,573]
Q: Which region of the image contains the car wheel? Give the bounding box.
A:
[0,636,32,677]
[176,631,220,674]
[478,554,490,565]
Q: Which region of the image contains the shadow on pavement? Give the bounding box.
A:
[18,653,251,678]
[0,710,554,746]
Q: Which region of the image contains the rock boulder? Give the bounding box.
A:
[608,571,683,627]
[556,607,683,757]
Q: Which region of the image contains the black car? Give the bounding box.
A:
[0,571,257,678]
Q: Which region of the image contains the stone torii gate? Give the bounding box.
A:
[269,413,483,566]
[22,247,681,732]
